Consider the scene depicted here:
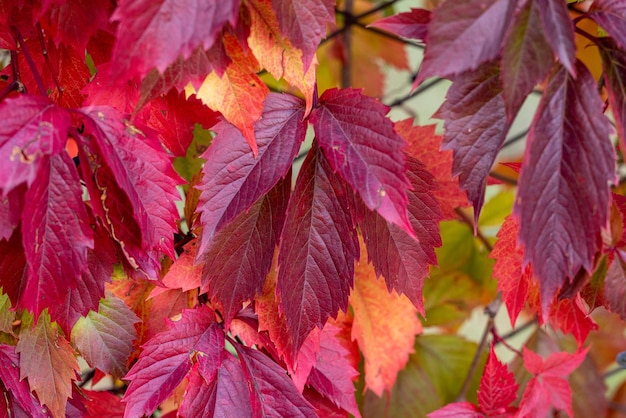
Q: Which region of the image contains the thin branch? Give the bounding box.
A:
[341,0,354,88]
[353,20,423,48]
[37,22,63,97]
[497,316,538,341]
[501,129,528,149]
[603,366,626,380]
[386,77,446,108]
[454,207,493,252]
[0,80,22,101]
[12,27,46,95]
[575,26,599,44]
[489,171,518,186]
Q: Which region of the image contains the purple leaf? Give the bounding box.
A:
[515,62,615,312]
[360,155,442,312]
[311,88,412,234]
[590,0,626,51]
[198,93,306,254]
[434,60,509,220]
[598,37,626,153]
[277,145,359,356]
[536,0,576,75]
[370,8,431,41]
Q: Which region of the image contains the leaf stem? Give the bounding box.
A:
[454,207,493,252]
[574,26,599,44]
[12,26,46,96]
[497,316,538,341]
[0,80,22,102]
[37,23,63,98]
[386,77,445,107]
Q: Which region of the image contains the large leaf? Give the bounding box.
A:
[71,291,140,377]
[515,62,615,312]
[434,60,509,220]
[536,0,575,75]
[311,88,412,233]
[277,145,359,356]
[359,155,442,311]
[416,0,514,83]
[590,0,626,51]
[197,93,305,252]
[16,312,80,418]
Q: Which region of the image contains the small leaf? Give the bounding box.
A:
[603,252,626,320]
[370,8,431,41]
[477,345,518,415]
[536,0,576,75]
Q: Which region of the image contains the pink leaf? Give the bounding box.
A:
[598,38,626,154]
[370,8,431,41]
[428,402,481,418]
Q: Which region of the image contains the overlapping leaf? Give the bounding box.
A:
[515,62,615,312]
[0,344,49,417]
[598,37,626,152]
[370,8,431,41]
[536,0,575,75]
[590,0,626,51]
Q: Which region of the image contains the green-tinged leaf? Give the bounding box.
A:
[433,221,475,275]
[478,189,515,228]
[0,290,14,335]
[71,291,140,377]
[423,273,484,328]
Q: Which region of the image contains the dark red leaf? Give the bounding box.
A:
[277,145,359,356]
[197,93,306,253]
[202,175,290,326]
[434,60,509,221]
[604,251,626,320]
[515,62,615,313]
[416,0,514,83]
[501,0,554,119]
[360,155,441,311]
[311,88,412,234]
[122,305,220,418]
[0,229,27,304]
[477,345,517,415]
[0,184,24,240]
[598,38,626,154]
[370,8,431,41]
[536,0,576,75]
[590,0,626,51]
[82,390,126,418]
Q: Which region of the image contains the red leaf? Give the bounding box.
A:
[311,88,412,234]
[370,8,431,41]
[434,60,509,220]
[277,145,359,355]
[598,38,626,154]
[590,0,626,51]
[82,390,126,418]
[271,0,335,70]
[202,175,290,326]
[197,93,306,252]
[0,229,27,305]
[515,62,615,313]
[0,95,70,195]
[0,344,49,417]
[416,0,514,83]
[605,251,626,319]
[19,152,94,320]
[122,305,220,418]
[427,402,481,418]
[536,0,576,75]
[478,345,518,415]
[500,0,554,119]
[149,240,202,299]
[548,295,597,346]
[0,184,24,240]
[360,155,442,311]
[109,0,238,80]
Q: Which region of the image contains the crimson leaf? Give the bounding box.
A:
[515,62,615,312]
[311,88,412,234]
[277,145,359,356]
[477,345,517,415]
[536,0,575,75]
[0,344,49,417]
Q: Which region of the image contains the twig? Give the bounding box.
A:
[12,27,46,95]
[454,207,493,252]
[37,23,63,97]
[341,0,353,88]
[386,77,445,107]
[353,20,423,48]
[501,129,528,149]
[489,171,518,186]
[497,316,538,341]
[603,366,626,380]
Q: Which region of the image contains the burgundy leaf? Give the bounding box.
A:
[311,88,412,234]
[536,0,576,75]
[272,0,335,70]
[515,62,615,312]
[202,175,289,327]
[19,152,94,320]
[416,0,514,83]
[234,343,317,417]
[0,95,70,195]
[197,93,306,253]
[501,0,554,119]
[434,60,509,220]
[109,0,239,80]
[360,155,442,312]
[122,306,221,418]
[277,146,359,355]
[590,0,626,51]
[0,184,24,240]
[0,229,27,304]
[598,38,626,153]
[604,252,626,320]
[370,8,431,41]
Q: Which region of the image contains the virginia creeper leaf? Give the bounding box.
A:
[202,175,290,326]
[0,184,24,240]
[82,390,126,418]
[548,295,597,346]
[515,62,615,312]
[434,60,509,220]
[603,252,626,320]
[370,8,431,41]
[197,93,305,252]
[416,0,514,83]
[536,0,576,75]
[311,88,412,234]
[122,305,220,418]
[359,155,442,311]
[351,241,423,396]
[0,95,69,195]
[477,345,518,415]
[598,38,626,153]
[149,240,202,299]
[428,402,480,418]
[110,0,239,80]
[277,145,359,356]
[590,0,626,51]
[71,291,140,377]
[0,229,27,305]
[16,312,79,418]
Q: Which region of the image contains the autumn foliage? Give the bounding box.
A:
[2,0,626,417]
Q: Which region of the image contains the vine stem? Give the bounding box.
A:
[12,26,46,96]
[454,207,493,252]
[341,0,353,88]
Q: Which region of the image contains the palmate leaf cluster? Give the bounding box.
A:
[0,0,626,417]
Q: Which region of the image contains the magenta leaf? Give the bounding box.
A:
[536,0,575,75]
[0,185,24,240]
[500,0,554,119]
[19,152,94,321]
[272,0,335,70]
[277,146,359,355]
[416,0,514,83]
[515,62,615,312]
[360,155,442,312]
[122,306,222,418]
[598,37,626,153]
[234,343,317,417]
[109,0,239,80]
[370,8,431,41]
[590,0,626,51]
[311,88,412,234]
[0,95,70,195]
[0,229,27,305]
[197,93,306,253]
[201,175,290,327]
[434,60,509,220]
[427,402,481,418]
